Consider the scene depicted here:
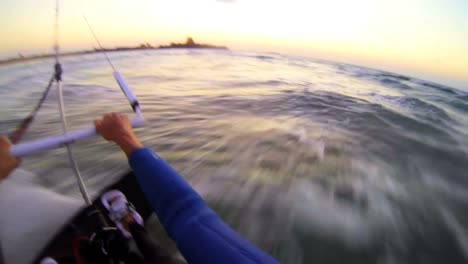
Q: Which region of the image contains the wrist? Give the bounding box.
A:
[0,169,11,181]
[116,134,143,157]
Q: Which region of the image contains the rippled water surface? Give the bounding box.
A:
[1,49,468,264]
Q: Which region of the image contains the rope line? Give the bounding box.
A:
[8,74,55,144]
[83,15,117,72]
[8,0,63,144]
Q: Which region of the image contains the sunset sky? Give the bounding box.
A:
[1,0,467,89]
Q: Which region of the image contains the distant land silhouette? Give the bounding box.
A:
[0,37,227,65]
[159,37,227,49]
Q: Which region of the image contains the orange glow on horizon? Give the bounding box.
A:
[0,0,467,89]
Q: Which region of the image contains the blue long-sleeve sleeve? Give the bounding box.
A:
[129,147,279,264]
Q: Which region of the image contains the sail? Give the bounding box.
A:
[0,169,84,264]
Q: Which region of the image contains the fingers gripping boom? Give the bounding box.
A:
[0,136,20,181]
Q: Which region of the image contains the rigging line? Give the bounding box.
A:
[83,15,117,72]
[54,1,93,207]
[8,0,63,144]
[54,0,60,64]
[8,75,55,144]
[54,0,63,82]
[83,15,142,115]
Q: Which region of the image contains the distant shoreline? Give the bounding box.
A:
[0,38,228,66]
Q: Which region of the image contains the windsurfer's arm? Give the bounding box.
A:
[95,113,279,264]
[0,136,20,181]
[129,149,279,264]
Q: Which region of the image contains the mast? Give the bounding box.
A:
[54,0,92,206]
[10,5,144,158]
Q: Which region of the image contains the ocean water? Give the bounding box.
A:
[0,49,468,263]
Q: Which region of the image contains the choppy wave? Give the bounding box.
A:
[0,49,467,264]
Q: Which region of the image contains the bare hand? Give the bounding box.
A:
[94,113,143,157]
[0,136,20,181]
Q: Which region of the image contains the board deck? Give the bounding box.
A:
[32,171,154,264]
